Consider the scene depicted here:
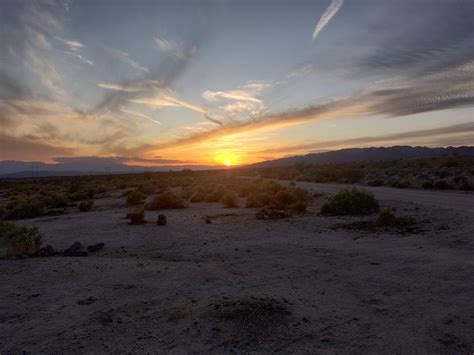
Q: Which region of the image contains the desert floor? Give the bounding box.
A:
[1,182,473,354]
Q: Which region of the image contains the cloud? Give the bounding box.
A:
[97,82,145,92]
[255,122,474,155]
[154,37,196,60]
[65,51,94,65]
[202,90,263,104]
[106,47,149,73]
[0,134,76,161]
[312,0,344,41]
[143,54,474,153]
[119,106,161,125]
[56,37,85,51]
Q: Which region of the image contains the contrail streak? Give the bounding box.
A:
[312,0,344,41]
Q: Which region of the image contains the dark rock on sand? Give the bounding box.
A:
[157,214,167,226]
[77,296,97,305]
[63,242,82,256]
[87,243,105,252]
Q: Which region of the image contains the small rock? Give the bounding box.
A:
[205,218,211,224]
[87,243,105,252]
[157,214,167,226]
[77,296,97,305]
[63,241,82,256]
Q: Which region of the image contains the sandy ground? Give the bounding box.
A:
[1,182,473,354]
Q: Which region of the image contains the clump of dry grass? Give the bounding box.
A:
[0,222,43,258]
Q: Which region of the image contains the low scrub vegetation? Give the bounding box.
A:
[146,191,187,210]
[78,200,94,212]
[126,189,146,206]
[127,209,146,225]
[238,154,474,191]
[0,222,43,258]
[320,188,380,215]
[220,192,238,208]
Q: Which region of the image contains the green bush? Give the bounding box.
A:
[78,200,94,212]
[320,187,380,215]
[0,222,43,258]
[146,191,187,210]
[220,192,238,208]
[126,189,146,206]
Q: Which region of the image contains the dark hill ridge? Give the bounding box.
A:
[248,146,474,168]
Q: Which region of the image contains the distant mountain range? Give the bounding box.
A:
[0,161,219,179]
[247,146,474,168]
[2,146,473,178]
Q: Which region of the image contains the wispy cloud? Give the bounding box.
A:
[119,107,161,125]
[154,37,196,60]
[312,0,344,41]
[97,83,144,92]
[106,47,149,73]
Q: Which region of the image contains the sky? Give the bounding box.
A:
[0,0,473,168]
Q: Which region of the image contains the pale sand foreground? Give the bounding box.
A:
[1,182,473,354]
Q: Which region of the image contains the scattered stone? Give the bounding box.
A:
[63,242,82,256]
[157,214,167,226]
[77,296,97,305]
[87,243,105,253]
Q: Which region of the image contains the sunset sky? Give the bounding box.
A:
[1,0,473,168]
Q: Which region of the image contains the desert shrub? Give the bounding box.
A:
[391,179,411,189]
[433,180,452,190]
[78,200,94,212]
[276,190,298,205]
[292,200,308,213]
[320,187,380,215]
[44,193,69,208]
[3,199,45,220]
[0,222,43,258]
[367,179,383,187]
[220,192,238,208]
[126,189,146,206]
[127,209,146,225]
[245,194,264,208]
[190,189,207,202]
[376,209,397,226]
[422,181,434,189]
[137,183,155,195]
[146,191,187,210]
[453,176,473,190]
